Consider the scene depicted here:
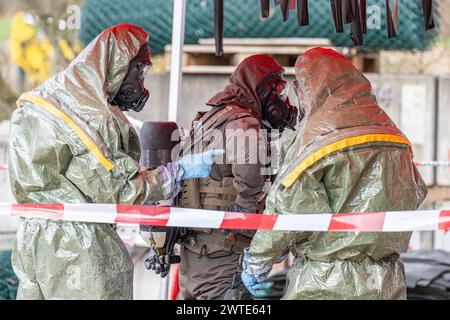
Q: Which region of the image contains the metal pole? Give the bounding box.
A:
[214,0,224,56]
[163,0,186,298]
[168,0,186,122]
[160,272,170,300]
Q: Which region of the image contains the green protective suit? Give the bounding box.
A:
[8,24,184,299]
[244,48,428,300]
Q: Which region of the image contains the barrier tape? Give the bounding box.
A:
[1,203,449,232]
[0,161,449,168]
[415,161,450,168]
[0,161,448,171]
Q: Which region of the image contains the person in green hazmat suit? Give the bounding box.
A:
[8,24,223,300]
[241,47,428,300]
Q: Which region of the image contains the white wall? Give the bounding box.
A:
[0,121,18,234]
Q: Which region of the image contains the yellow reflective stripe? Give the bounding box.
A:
[17,93,115,171]
[282,134,411,189]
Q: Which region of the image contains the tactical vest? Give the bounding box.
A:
[179,105,270,256]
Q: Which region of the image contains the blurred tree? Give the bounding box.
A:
[0,16,15,121]
[22,0,83,73]
[10,0,83,77]
[0,0,83,121]
[0,74,17,122]
[381,1,450,74]
[10,12,55,85]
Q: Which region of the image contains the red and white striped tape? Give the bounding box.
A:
[415,161,450,167]
[1,203,449,232]
[0,162,448,172]
[0,162,449,171]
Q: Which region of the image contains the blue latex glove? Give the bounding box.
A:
[178,149,225,180]
[241,271,266,296]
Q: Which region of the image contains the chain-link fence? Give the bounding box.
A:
[380,1,450,74]
[80,0,438,55]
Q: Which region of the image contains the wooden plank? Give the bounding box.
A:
[165,44,326,55]
[198,37,332,46]
[180,65,296,75]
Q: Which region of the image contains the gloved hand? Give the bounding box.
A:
[227,203,251,213]
[145,252,180,278]
[241,271,266,296]
[178,149,225,180]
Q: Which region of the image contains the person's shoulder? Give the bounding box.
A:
[226,116,261,131]
[224,105,261,129]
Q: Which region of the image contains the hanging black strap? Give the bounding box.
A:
[359,0,367,34]
[261,0,271,18]
[350,0,364,45]
[386,0,397,39]
[296,0,309,26]
[422,0,436,31]
[342,0,355,24]
[330,0,344,33]
[279,0,290,21]
[214,0,224,56]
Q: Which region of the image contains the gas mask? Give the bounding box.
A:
[259,75,299,132]
[111,43,151,112]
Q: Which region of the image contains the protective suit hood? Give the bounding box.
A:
[15,24,150,167]
[281,47,408,182]
[30,23,149,120]
[296,47,400,138]
[207,54,284,119]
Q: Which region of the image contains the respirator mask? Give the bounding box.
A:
[259,75,299,132]
[111,44,151,112]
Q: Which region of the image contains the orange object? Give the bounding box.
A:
[169,264,180,300]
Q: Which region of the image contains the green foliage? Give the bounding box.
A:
[0,18,11,42]
[0,75,17,122]
[80,0,437,55]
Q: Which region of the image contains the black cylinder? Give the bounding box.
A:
[140,121,179,168]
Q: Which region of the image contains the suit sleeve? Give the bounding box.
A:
[9,103,183,205]
[62,142,184,205]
